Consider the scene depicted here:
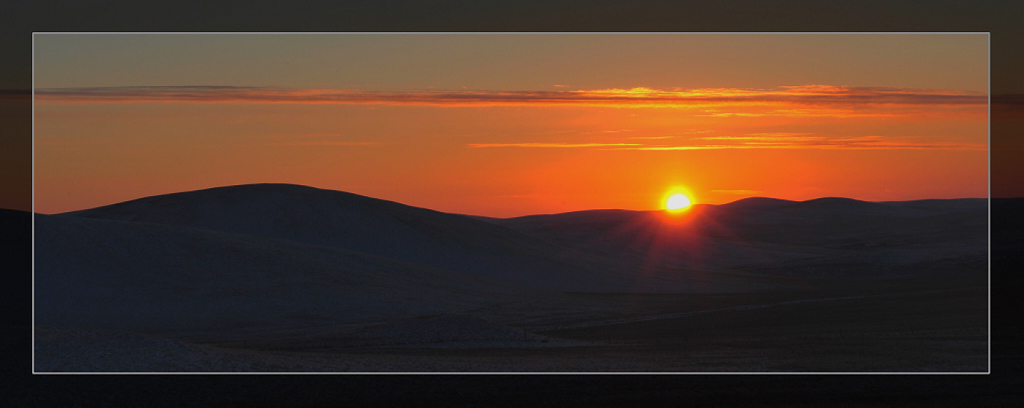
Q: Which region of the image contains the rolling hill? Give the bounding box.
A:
[30,185,991,371]
[59,184,786,292]
[489,196,988,279]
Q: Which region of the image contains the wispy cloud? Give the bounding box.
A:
[35,85,987,117]
[470,133,984,151]
[613,135,985,151]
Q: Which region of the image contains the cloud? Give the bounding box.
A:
[35,85,987,117]
[612,136,985,151]
[471,130,984,151]
[469,134,983,150]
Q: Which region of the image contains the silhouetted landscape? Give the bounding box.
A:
[33,184,988,372]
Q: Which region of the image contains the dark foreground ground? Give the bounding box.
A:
[211,276,989,372]
[30,273,987,373]
[26,186,992,374]
[5,200,1023,405]
[6,198,1023,404]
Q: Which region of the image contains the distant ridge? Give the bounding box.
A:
[64,183,565,281]
[57,184,989,283]
[59,184,708,292]
[788,197,902,217]
[487,195,985,221]
[489,194,987,271]
[717,197,797,210]
[880,198,989,212]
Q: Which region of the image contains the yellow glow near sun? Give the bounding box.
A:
[666,194,692,210]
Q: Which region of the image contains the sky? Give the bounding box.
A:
[33,34,988,217]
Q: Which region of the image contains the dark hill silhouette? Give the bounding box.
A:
[64,183,539,258]
[496,196,986,245]
[58,184,747,293]
[64,184,805,279]
[717,197,797,211]
[56,184,988,286]
[64,184,599,290]
[31,188,993,371]
[491,196,987,278]
[880,198,990,212]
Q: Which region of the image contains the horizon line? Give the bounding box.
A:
[32,182,991,218]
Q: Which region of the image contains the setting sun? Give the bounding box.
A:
[666,194,692,210]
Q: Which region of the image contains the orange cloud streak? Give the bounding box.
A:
[618,141,986,151]
[36,85,986,118]
[468,134,985,151]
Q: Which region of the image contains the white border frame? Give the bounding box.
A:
[30,32,992,375]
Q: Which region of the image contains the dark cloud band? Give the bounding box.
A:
[35,85,987,108]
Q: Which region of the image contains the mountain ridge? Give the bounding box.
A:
[58,183,988,282]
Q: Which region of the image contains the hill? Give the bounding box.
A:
[35,213,548,338]
[60,184,776,292]
[492,197,987,279]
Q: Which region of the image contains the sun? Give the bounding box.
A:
[666,194,692,210]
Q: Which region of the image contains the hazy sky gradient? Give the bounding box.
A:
[34,34,988,216]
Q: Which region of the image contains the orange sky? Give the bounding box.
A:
[33,34,988,217]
